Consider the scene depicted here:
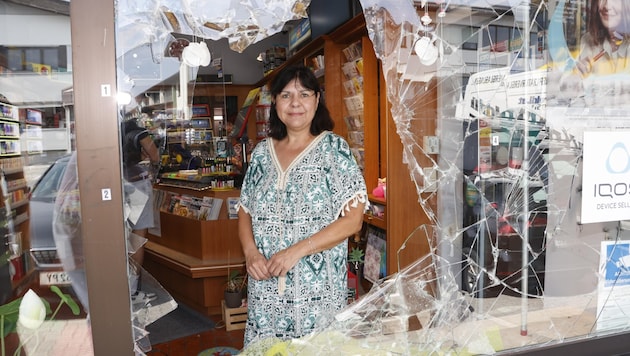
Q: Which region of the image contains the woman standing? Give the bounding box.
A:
[237,64,368,345]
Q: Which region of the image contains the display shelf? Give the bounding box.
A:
[0,143,31,294]
[144,186,244,316]
[0,140,20,156]
[0,103,19,122]
[341,40,365,170]
[461,116,548,297]
[0,120,19,138]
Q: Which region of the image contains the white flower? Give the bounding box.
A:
[18,289,46,330]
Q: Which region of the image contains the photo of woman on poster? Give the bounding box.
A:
[551,0,630,107]
[575,0,630,77]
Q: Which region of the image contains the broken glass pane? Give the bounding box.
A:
[112,0,630,354]
[240,0,630,353]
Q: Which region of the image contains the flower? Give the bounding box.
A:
[17,290,46,330]
[1,286,80,356]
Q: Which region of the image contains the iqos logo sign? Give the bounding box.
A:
[594,142,630,199]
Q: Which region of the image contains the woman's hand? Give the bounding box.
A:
[245,251,272,281]
[267,246,301,277]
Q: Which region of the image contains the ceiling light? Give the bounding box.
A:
[182,41,211,67]
[117,91,132,106]
[414,35,438,66]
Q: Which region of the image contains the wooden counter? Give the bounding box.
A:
[144,185,244,316]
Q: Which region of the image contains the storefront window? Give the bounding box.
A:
[275,0,629,354]
[114,1,312,354]
[0,1,89,354]
[5,0,630,354]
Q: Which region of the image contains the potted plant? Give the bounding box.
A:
[224,270,247,309]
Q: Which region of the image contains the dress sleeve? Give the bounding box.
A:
[326,133,369,218]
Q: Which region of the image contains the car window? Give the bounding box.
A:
[30,159,68,201]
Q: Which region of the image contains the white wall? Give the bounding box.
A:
[0,2,71,47]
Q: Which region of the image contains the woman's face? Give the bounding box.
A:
[599,0,624,32]
[274,78,319,133]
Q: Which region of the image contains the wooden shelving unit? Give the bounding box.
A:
[0,102,32,298]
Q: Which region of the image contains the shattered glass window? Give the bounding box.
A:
[244,0,630,353]
[112,0,630,354]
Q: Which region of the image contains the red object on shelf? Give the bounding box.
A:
[348,270,359,299]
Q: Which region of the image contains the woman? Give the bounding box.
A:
[576,0,630,76]
[237,64,368,345]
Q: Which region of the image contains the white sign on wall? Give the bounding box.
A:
[582,130,630,224]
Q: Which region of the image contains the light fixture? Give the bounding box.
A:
[421,4,432,26]
[117,91,132,106]
[438,5,446,17]
[182,41,211,67]
[414,34,439,66]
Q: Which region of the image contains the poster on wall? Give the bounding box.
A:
[597,240,630,331]
[581,130,630,224]
[363,226,386,283]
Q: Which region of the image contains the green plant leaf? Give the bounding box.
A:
[1,315,18,340]
[0,298,21,316]
[50,286,81,315]
[41,298,52,316]
[348,247,364,264]
[0,297,21,338]
[228,270,241,280]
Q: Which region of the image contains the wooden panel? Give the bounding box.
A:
[385,85,436,273]
[324,39,345,138]
[143,254,225,315]
[153,212,242,261]
[144,242,245,316]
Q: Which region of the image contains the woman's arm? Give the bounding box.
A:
[238,208,272,281]
[266,199,365,277]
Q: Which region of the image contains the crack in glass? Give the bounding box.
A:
[112,0,630,353]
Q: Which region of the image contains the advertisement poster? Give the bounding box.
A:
[598,241,630,331]
[582,130,630,224]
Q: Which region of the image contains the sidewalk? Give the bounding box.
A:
[17,318,94,356]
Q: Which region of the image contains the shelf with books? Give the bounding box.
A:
[0,153,31,295]
[341,41,365,171]
[307,51,325,79]
[24,108,43,155]
[148,186,242,258]
[0,103,19,122]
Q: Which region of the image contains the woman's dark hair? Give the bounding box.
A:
[267,64,334,140]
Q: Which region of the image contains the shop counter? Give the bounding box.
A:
[144,184,244,316]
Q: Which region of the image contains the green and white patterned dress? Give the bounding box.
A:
[238,131,368,345]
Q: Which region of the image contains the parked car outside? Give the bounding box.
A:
[29,155,72,286]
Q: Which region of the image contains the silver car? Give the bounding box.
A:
[29,155,71,274]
